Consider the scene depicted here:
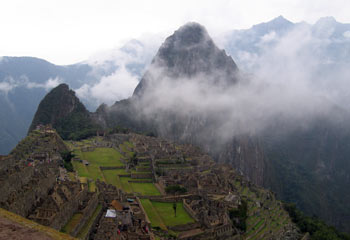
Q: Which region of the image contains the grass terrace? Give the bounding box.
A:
[140,200,194,229]
[61,213,83,234]
[72,147,124,180]
[131,182,160,196]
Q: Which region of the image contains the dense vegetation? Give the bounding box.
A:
[283,203,350,240]
[60,150,74,172]
[229,199,248,231]
[165,185,187,195]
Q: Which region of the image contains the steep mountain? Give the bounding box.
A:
[93,21,350,233]
[134,22,238,95]
[100,22,241,145]
[0,57,98,154]
[29,84,98,140]
[0,39,156,154]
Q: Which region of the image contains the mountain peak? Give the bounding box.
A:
[250,16,294,34]
[171,22,210,45]
[28,84,97,139]
[133,23,239,95]
[316,16,337,24]
[272,15,290,23]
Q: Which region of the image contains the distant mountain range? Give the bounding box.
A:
[2,15,350,152]
[0,39,156,154]
[2,16,350,154]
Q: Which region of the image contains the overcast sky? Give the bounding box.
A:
[0,0,349,65]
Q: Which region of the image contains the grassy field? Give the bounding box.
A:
[72,148,125,182]
[140,200,194,228]
[152,202,194,226]
[140,199,167,230]
[120,177,133,193]
[118,177,160,195]
[76,148,124,166]
[102,169,124,188]
[130,182,160,196]
[61,213,83,234]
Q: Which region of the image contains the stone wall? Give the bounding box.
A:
[0,163,58,218]
[183,199,199,222]
[131,173,153,179]
[100,166,124,170]
[86,205,104,240]
[50,184,88,230]
[169,222,201,232]
[70,193,99,237]
[128,180,153,183]
[136,167,151,172]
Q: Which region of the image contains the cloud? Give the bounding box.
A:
[115,22,350,147]
[0,75,62,94]
[260,31,277,43]
[76,66,139,106]
[343,31,350,38]
[0,81,14,93]
[75,35,163,108]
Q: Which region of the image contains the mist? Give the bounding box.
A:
[111,22,350,145]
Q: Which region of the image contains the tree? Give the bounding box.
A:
[60,150,75,172]
[173,203,177,217]
[165,185,187,195]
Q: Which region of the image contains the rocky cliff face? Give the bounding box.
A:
[134,22,238,96]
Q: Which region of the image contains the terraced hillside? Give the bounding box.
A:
[62,133,301,240]
[66,137,161,197]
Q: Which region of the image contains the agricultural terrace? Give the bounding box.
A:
[140,199,194,229]
[68,138,160,196]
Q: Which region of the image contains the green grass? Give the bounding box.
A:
[120,177,133,193]
[61,213,83,234]
[130,182,161,196]
[72,161,89,177]
[140,199,167,230]
[118,177,159,195]
[77,204,102,239]
[150,201,194,227]
[72,148,126,184]
[76,148,124,167]
[102,169,126,188]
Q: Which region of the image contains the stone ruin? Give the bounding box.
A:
[90,181,152,240]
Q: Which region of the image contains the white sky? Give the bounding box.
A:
[0,0,349,65]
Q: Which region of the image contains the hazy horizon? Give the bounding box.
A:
[1,0,350,65]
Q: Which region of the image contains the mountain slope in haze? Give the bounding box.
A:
[134,22,238,95]
[3,16,350,155]
[29,84,98,140]
[0,39,156,154]
[0,57,100,154]
[101,22,241,142]
[94,21,350,233]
